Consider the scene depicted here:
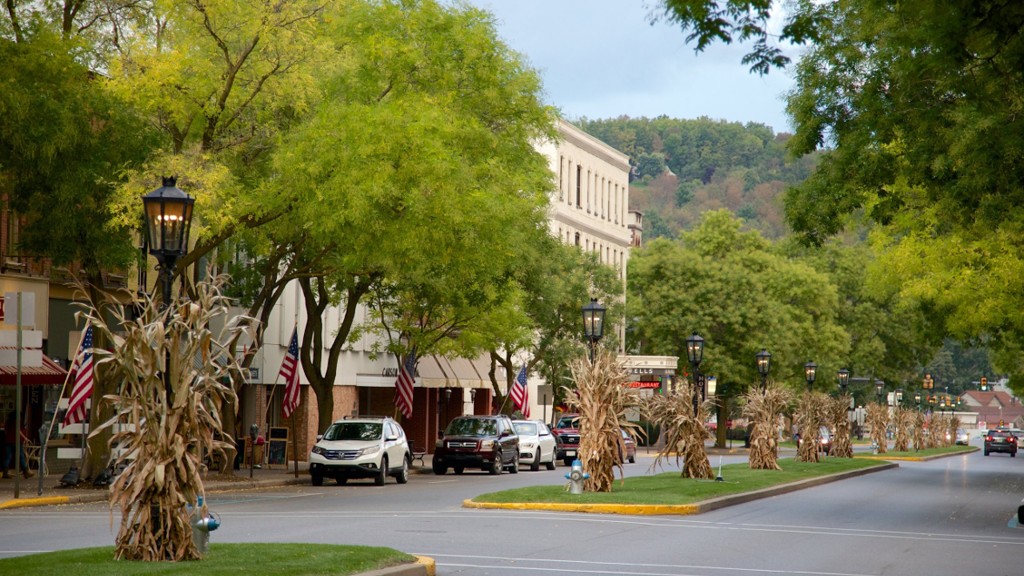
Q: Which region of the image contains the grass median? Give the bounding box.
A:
[0,543,416,576]
[856,444,976,459]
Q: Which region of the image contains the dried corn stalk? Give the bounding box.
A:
[827,395,853,458]
[563,349,639,492]
[893,407,913,452]
[742,383,792,470]
[925,414,940,448]
[795,392,827,463]
[642,381,713,479]
[912,411,925,451]
[80,274,255,561]
[866,403,889,453]
[947,414,961,446]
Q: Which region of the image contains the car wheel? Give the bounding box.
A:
[508,453,519,474]
[395,456,409,484]
[454,466,464,475]
[545,452,556,470]
[375,456,388,486]
[335,477,348,485]
[311,472,324,486]
[628,453,636,464]
[564,458,574,467]
[530,457,540,472]
[489,454,502,475]
[1013,451,1017,458]
[432,461,448,475]
[984,450,990,456]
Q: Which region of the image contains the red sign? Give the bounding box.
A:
[626,381,661,389]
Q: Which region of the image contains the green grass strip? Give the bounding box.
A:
[472,457,886,505]
[0,543,415,576]
[856,445,976,459]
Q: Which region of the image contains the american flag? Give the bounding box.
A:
[280,327,301,418]
[394,352,416,420]
[510,365,530,418]
[64,327,94,426]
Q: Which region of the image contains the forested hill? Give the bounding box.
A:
[577,116,819,241]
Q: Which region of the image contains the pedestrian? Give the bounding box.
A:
[3,411,34,479]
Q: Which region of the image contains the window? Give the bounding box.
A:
[576,165,582,208]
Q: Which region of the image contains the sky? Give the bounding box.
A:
[468,0,798,134]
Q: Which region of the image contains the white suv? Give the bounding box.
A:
[309,416,411,486]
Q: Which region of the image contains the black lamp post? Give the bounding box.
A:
[837,368,850,392]
[685,332,705,413]
[581,298,607,363]
[875,381,884,403]
[142,177,195,308]
[895,388,904,406]
[804,361,817,393]
[755,349,771,391]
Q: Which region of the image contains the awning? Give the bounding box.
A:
[0,353,68,386]
[416,354,490,389]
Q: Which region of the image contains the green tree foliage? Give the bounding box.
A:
[783,0,1024,395]
[267,0,556,431]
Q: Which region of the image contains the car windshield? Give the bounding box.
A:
[446,418,497,436]
[323,422,382,441]
[514,422,538,436]
[556,416,579,428]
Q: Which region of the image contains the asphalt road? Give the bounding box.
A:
[1,445,1022,575]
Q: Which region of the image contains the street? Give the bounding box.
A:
[1,446,1022,575]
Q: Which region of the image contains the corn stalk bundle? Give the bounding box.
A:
[795,392,828,463]
[79,274,255,561]
[912,411,925,451]
[947,414,961,445]
[828,395,853,458]
[925,414,940,448]
[866,403,889,453]
[564,349,639,492]
[742,383,792,470]
[893,407,914,452]
[641,381,713,479]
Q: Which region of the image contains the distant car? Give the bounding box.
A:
[955,429,970,445]
[983,429,1018,456]
[552,413,581,466]
[308,416,411,486]
[513,420,557,471]
[619,429,637,464]
[798,426,833,455]
[433,415,519,475]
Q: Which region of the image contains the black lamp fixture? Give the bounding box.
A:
[895,388,904,406]
[875,381,884,402]
[469,388,477,401]
[581,298,607,362]
[685,332,705,412]
[755,349,771,391]
[142,176,195,307]
[837,368,850,392]
[804,360,817,392]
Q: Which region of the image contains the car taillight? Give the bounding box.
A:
[1011,437,1018,443]
[986,436,993,441]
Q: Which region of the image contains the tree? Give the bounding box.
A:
[783,0,1024,395]
[267,0,556,432]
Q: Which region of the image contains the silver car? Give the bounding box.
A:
[512,420,557,471]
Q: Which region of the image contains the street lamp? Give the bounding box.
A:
[875,381,884,403]
[685,332,705,412]
[755,349,771,391]
[895,388,904,406]
[581,298,606,363]
[804,361,817,393]
[837,368,850,393]
[142,176,195,308]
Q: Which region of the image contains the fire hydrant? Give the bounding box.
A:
[564,459,589,494]
[190,496,221,554]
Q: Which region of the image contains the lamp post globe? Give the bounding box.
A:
[755,349,771,391]
[804,361,817,392]
[581,298,606,362]
[142,176,195,307]
[837,368,850,392]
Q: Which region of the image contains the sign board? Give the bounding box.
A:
[0,349,42,368]
[537,385,553,399]
[0,329,43,348]
[267,426,289,466]
[3,292,35,327]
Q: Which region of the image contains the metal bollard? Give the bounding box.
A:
[564,459,589,494]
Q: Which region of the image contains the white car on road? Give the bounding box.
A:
[309,416,411,486]
[513,420,557,471]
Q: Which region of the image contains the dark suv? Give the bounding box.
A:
[984,429,1018,456]
[433,415,519,475]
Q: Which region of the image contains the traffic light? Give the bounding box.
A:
[981,376,988,390]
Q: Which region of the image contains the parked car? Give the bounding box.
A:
[619,429,637,464]
[552,413,581,466]
[308,416,411,486]
[798,426,833,455]
[433,415,519,475]
[513,420,557,471]
[955,428,970,445]
[983,429,1018,456]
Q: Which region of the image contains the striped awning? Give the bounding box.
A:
[415,354,490,389]
[0,353,68,386]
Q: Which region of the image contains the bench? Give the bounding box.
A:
[410,442,427,467]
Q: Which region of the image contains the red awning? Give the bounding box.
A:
[0,353,68,386]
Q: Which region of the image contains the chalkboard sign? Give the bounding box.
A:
[267,427,288,466]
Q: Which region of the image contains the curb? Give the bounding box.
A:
[358,556,435,576]
[856,446,978,462]
[463,461,898,516]
[0,495,71,510]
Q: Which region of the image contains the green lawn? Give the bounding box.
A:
[472,457,887,506]
[0,544,416,576]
